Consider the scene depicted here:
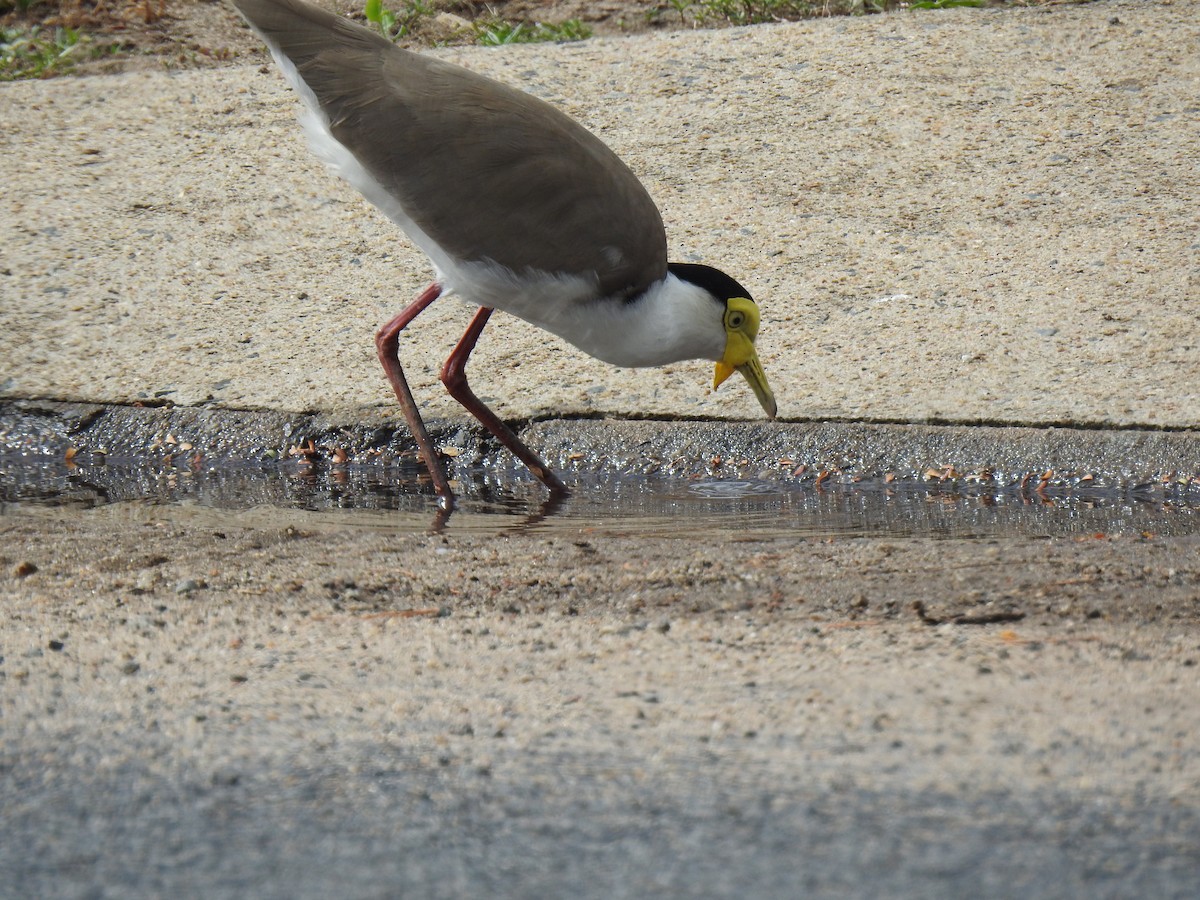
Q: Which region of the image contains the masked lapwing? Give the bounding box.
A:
[232,0,777,508]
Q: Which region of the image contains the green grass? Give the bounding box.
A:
[696,0,813,25]
[0,24,81,80]
[473,18,593,46]
[364,0,435,40]
[364,0,592,46]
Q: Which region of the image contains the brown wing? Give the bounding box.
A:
[234,0,668,299]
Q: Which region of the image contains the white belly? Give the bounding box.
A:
[298,107,721,369]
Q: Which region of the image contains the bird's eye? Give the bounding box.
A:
[726,310,745,330]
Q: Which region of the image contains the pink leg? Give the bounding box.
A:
[441,307,568,495]
[376,283,455,507]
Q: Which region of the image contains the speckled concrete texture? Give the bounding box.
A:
[3,6,1200,894]
[3,506,1199,897]
[2,0,1196,427]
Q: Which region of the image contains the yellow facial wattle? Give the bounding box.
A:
[712,296,776,419]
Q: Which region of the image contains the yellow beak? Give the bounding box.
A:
[714,350,777,420]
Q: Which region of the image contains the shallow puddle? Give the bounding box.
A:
[2,457,1198,539]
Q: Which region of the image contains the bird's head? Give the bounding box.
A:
[668,263,777,420]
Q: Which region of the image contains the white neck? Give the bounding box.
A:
[525,272,727,369]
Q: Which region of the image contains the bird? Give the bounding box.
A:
[231,0,777,509]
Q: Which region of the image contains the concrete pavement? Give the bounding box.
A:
[2,0,1197,429]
